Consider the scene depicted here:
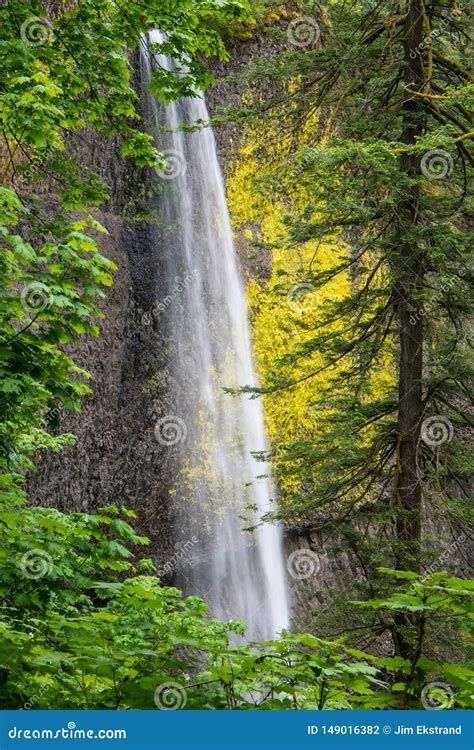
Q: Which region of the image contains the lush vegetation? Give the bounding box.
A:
[228,0,472,666]
[0,498,472,708]
[0,0,248,498]
[0,0,472,710]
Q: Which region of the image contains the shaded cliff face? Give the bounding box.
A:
[28,212,176,553]
[26,53,178,565]
[206,27,291,283]
[26,32,291,572]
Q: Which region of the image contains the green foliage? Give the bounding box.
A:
[0,499,238,709]
[222,0,473,672]
[0,0,249,496]
[0,0,471,712]
[355,570,474,709]
[1,499,471,709]
[199,633,388,709]
[0,200,114,475]
[237,0,472,528]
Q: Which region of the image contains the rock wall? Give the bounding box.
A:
[27,51,177,567]
[26,26,292,574]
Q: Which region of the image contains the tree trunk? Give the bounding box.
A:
[393,0,426,658]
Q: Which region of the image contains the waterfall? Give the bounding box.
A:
[142,32,289,640]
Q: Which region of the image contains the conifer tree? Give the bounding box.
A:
[237,0,472,652]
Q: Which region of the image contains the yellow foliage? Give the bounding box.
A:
[227,102,394,504]
[227,115,352,498]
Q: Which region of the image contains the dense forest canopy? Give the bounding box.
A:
[0,0,472,710]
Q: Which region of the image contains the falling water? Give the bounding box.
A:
[142,32,289,640]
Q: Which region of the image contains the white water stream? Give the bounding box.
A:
[143,33,289,640]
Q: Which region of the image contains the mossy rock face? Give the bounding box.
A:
[26,27,294,562]
[22,33,176,566]
[26,207,175,567]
